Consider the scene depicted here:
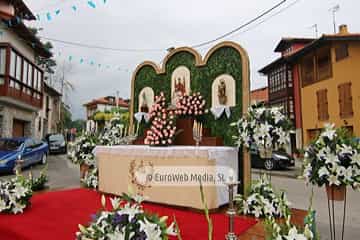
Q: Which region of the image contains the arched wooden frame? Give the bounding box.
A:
[129,41,251,189]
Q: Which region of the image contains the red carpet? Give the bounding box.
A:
[0,188,257,240]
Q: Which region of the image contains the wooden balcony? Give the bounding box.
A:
[0,44,44,110]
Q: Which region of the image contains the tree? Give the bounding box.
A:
[29,28,57,75]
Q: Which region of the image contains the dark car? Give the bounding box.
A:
[250,146,295,170]
[0,137,49,173]
[45,134,67,154]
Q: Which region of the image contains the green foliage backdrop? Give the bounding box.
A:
[133,46,244,146]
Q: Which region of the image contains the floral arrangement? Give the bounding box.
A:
[175,92,207,117]
[99,116,126,146]
[76,193,175,240]
[265,214,316,240]
[71,133,97,167]
[81,167,98,189]
[144,92,177,146]
[233,105,292,156]
[0,176,32,214]
[28,168,48,192]
[235,175,291,218]
[302,124,360,189]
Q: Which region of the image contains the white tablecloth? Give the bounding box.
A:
[95,145,239,208]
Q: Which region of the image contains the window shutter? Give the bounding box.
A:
[338,82,353,118]
[317,89,329,121]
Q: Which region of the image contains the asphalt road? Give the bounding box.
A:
[0,153,80,190]
[1,155,358,239]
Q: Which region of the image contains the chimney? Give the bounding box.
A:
[338,24,349,35]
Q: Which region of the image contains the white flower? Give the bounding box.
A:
[321,123,336,140]
[253,206,263,218]
[339,144,353,155]
[242,200,250,214]
[304,224,314,239]
[140,217,162,239]
[264,200,276,215]
[0,199,8,212]
[344,167,353,182]
[318,167,330,178]
[325,153,339,166]
[166,222,177,236]
[337,166,346,177]
[117,205,143,222]
[328,174,341,186]
[12,202,25,214]
[286,227,307,240]
[106,229,129,240]
[351,152,360,166]
[12,184,28,199]
[110,197,121,210]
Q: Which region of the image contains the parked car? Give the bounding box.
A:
[0,137,48,173]
[250,146,295,170]
[45,134,67,154]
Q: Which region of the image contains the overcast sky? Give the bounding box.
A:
[25,0,360,119]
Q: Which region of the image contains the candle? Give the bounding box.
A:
[228,168,235,183]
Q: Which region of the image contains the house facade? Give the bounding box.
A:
[250,87,268,105]
[35,83,62,139]
[0,0,51,138]
[289,25,360,145]
[84,96,129,120]
[259,38,314,151]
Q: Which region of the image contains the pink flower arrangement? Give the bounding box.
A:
[175,92,207,117]
[144,92,177,146]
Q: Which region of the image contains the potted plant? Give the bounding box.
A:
[302,124,360,201]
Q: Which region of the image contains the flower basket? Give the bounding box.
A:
[80,163,90,179]
[259,148,273,159]
[326,184,346,201]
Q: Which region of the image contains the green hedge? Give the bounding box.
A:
[133,47,244,146]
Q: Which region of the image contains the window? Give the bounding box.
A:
[268,65,288,93]
[302,56,314,86]
[317,49,332,80]
[335,44,349,61]
[316,89,329,121]
[338,82,353,118]
[0,49,5,75]
[16,55,22,80]
[23,61,28,84]
[10,51,16,77]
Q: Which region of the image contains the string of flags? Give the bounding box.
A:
[36,0,107,22]
[56,52,131,73]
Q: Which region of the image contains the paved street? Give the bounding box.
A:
[0,154,80,190]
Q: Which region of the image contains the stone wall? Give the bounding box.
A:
[0,105,37,138]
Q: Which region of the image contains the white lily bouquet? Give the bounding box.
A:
[233,105,292,158]
[302,124,360,197]
[100,116,128,146]
[76,193,175,240]
[81,167,98,189]
[72,133,98,167]
[0,176,32,214]
[235,175,291,218]
[265,214,316,240]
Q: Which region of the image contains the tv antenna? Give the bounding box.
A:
[309,24,319,38]
[329,4,340,34]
